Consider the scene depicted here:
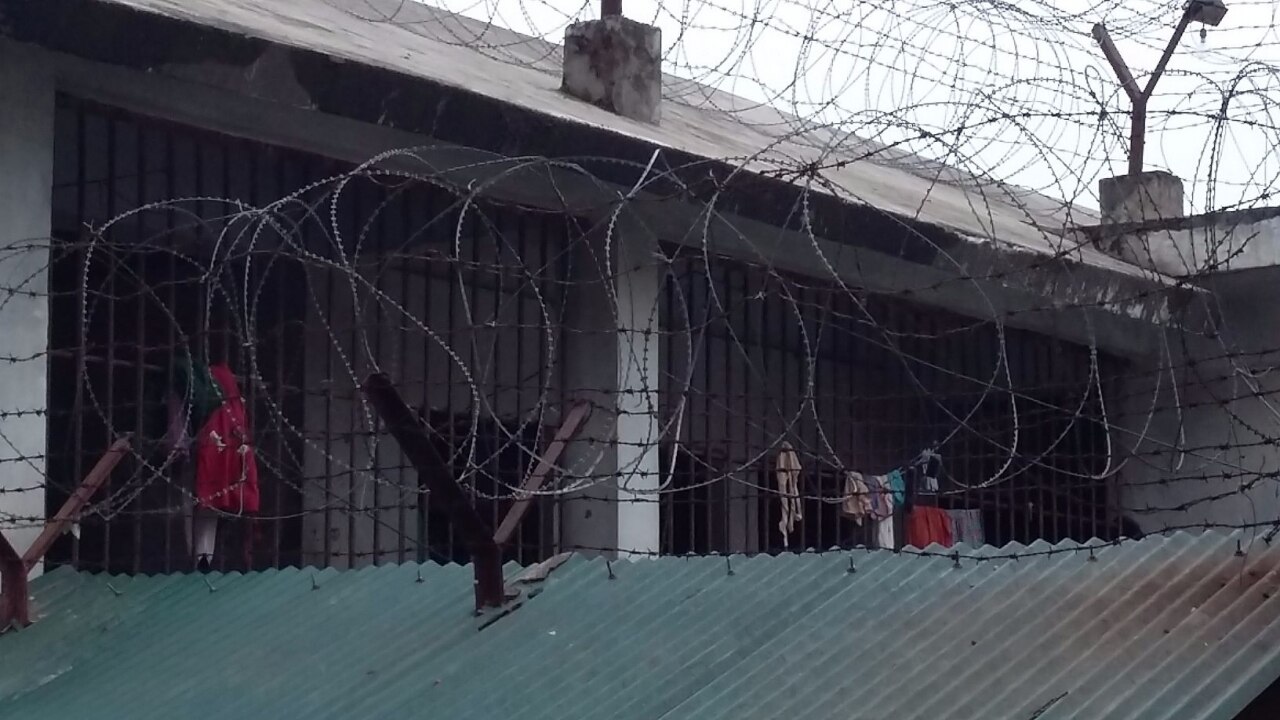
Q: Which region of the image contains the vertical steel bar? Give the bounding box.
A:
[660,257,673,555]
[371,182,385,566]
[514,212,529,563]
[102,115,118,573]
[416,189,433,563]
[758,268,771,552]
[132,120,146,575]
[1093,367,1104,541]
[808,284,822,551]
[726,263,740,553]
[702,264,714,553]
[320,157,335,567]
[70,105,88,569]
[780,273,794,551]
[444,200,460,562]
[552,216,567,555]
[397,186,412,565]
[466,206,483,560]
[490,213,505,558]
[346,175,361,566]
[253,137,276,569]
[163,125,177,573]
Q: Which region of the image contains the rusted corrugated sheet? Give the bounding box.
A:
[3,530,1280,719]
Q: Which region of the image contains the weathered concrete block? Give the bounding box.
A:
[1095,171,1187,273]
[562,17,661,124]
[1100,171,1184,225]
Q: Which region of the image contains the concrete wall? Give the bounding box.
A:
[1119,268,1280,534]
[1091,209,1280,277]
[553,219,663,557]
[0,44,54,575]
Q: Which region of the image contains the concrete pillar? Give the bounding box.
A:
[1096,171,1187,272]
[0,44,54,575]
[562,16,662,124]
[560,216,662,556]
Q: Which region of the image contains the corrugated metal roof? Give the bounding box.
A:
[3,530,1280,719]
[78,0,1153,279]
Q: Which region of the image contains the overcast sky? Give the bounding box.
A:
[415,0,1280,213]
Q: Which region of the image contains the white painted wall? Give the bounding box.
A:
[1119,268,1280,535]
[1102,215,1280,277]
[0,44,54,575]
[558,219,664,557]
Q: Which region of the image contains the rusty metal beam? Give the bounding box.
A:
[1091,23,1140,103]
[360,373,505,611]
[23,437,132,572]
[0,531,29,630]
[493,401,591,547]
[1091,8,1197,177]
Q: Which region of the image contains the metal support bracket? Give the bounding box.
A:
[0,436,130,630]
[1092,4,1202,175]
[493,401,590,547]
[0,532,28,630]
[23,437,131,571]
[360,373,506,612]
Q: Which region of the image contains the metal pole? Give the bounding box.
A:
[361,373,506,611]
[1091,8,1195,176]
[0,532,28,629]
[23,437,132,572]
[602,0,622,17]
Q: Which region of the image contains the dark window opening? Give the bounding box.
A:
[45,95,567,573]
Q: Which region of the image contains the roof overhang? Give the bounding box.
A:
[1,0,1206,359]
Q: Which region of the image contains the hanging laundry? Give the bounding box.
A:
[887,469,906,507]
[918,449,942,494]
[876,516,895,550]
[907,507,954,548]
[947,508,985,547]
[776,442,803,547]
[840,471,872,525]
[866,474,894,521]
[167,360,260,571]
[869,474,896,550]
[165,356,222,455]
[194,364,260,515]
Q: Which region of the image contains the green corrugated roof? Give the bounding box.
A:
[3,530,1280,719]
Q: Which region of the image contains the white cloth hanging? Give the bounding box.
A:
[776,442,803,547]
[876,516,896,550]
[871,473,896,549]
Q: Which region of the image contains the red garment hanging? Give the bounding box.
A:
[194,364,260,514]
[907,507,953,548]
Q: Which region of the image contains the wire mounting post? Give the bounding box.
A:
[1092,0,1228,175]
[361,373,506,612]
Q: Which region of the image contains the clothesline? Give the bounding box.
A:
[777,443,981,551]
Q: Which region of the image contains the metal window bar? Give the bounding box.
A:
[656,250,1124,557]
[45,96,568,572]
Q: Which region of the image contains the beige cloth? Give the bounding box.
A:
[840,471,872,525]
[776,442,803,547]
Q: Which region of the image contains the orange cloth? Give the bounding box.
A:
[906,507,953,548]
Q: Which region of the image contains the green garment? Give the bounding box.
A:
[175,355,224,434]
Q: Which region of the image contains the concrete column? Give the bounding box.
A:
[560,215,662,556]
[562,16,662,124]
[0,44,55,575]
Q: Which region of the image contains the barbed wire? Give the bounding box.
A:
[3,0,1280,569]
